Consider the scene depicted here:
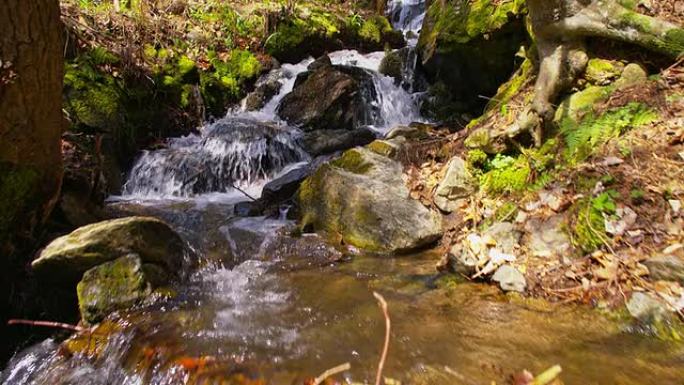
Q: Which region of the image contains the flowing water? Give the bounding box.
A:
[4,2,684,384]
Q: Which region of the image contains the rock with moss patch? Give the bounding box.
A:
[584,58,625,86]
[433,156,477,213]
[297,147,442,254]
[302,127,376,156]
[77,254,169,324]
[417,0,528,112]
[32,216,188,283]
[626,292,671,323]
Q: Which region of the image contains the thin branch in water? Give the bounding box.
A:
[373,291,391,385]
[8,319,83,332]
[229,182,258,202]
[312,362,351,385]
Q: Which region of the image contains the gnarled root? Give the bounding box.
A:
[509,0,684,146]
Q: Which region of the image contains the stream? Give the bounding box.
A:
[3,2,684,384]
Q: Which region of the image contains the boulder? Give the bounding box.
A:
[417,0,527,112]
[32,216,187,283]
[297,147,442,254]
[277,61,379,131]
[492,265,526,293]
[302,127,377,156]
[433,156,477,213]
[77,254,169,324]
[379,47,427,91]
[261,163,312,205]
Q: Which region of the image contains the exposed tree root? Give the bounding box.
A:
[510,0,684,145]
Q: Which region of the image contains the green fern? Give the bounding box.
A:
[562,102,658,164]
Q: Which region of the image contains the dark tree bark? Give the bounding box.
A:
[509,0,684,145]
[0,0,64,255]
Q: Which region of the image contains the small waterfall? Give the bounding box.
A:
[327,50,423,133]
[387,0,426,44]
[122,118,309,198]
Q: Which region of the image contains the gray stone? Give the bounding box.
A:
[644,254,684,284]
[525,215,573,258]
[626,292,670,323]
[485,222,521,254]
[492,265,527,293]
[433,157,477,213]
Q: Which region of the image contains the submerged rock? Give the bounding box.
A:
[433,156,477,213]
[297,147,442,254]
[77,254,169,324]
[277,58,379,131]
[32,216,187,283]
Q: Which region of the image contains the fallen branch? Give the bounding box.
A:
[312,362,351,385]
[8,319,83,332]
[373,292,391,385]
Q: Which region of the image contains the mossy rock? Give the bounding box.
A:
[584,58,625,86]
[32,216,188,283]
[417,0,528,112]
[77,254,169,324]
[297,148,442,254]
[0,163,41,247]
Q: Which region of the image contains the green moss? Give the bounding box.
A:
[664,29,684,56]
[480,155,530,195]
[359,15,392,43]
[585,59,624,85]
[466,149,488,169]
[330,149,374,174]
[573,190,618,253]
[0,164,40,240]
[367,140,397,158]
[562,103,658,164]
[554,85,615,126]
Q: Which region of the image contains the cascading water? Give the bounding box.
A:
[122,119,310,199]
[387,0,426,44]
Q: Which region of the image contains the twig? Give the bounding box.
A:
[531,365,562,385]
[312,363,351,385]
[8,319,83,332]
[229,182,258,202]
[373,292,391,385]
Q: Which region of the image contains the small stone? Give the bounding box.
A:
[669,200,682,215]
[484,222,521,254]
[644,253,684,284]
[433,156,477,213]
[601,156,624,167]
[492,265,527,293]
[525,215,572,258]
[626,292,670,323]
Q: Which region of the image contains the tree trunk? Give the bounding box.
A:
[508,0,684,145]
[0,0,64,255]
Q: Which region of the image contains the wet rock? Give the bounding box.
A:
[367,138,404,158]
[379,47,427,91]
[277,61,379,131]
[433,156,477,213]
[77,254,169,324]
[221,217,291,264]
[302,127,376,156]
[644,251,684,284]
[492,265,526,293]
[242,69,283,111]
[626,292,671,323]
[417,0,527,112]
[261,163,312,205]
[297,147,442,254]
[307,54,332,72]
[32,216,187,283]
[266,233,346,270]
[524,215,573,258]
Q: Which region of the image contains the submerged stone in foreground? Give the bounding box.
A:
[32,216,187,283]
[297,147,442,254]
